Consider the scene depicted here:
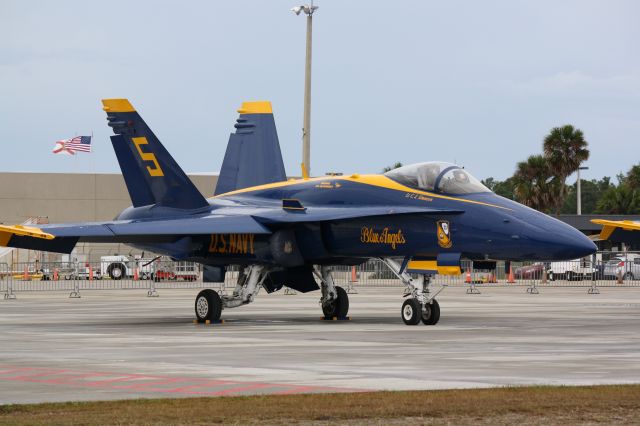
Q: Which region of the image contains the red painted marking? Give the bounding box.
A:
[159,380,233,394]
[36,372,110,385]
[0,367,36,375]
[0,365,360,397]
[115,378,185,390]
[3,369,68,381]
[195,383,273,396]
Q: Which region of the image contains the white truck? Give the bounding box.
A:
[100,255,154,280]
[548,257,596,281]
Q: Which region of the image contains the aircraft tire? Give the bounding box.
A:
[421,299,440,325]
[195,289,222,323]
[322,286,349,318]
[401,298,421,325]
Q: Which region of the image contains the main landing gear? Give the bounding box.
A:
[316,266,349,318]
[194,265,267,323]
[381,258,444,326]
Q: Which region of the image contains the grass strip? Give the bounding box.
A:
[1,384,639,425]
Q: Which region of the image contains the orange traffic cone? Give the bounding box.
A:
[507,266,515,283]
[23,266,29,281]
[350,266,358,283]
[89,265,93,281]
[465,268,472,283]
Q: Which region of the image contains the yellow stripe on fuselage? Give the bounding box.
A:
[212,174,511,210]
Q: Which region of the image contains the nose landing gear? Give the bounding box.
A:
[382,258,444,326]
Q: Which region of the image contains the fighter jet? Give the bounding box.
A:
[0,99,596,325]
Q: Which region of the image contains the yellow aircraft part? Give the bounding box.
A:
[406,260,462,276]
[101,98,136,113]
[237,101,272,114]
[0,224,54,247]
[591,219,640,241]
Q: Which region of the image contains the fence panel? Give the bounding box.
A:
[2,254,639,298]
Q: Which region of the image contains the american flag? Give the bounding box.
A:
[52,136,92,155]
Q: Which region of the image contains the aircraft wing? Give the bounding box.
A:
[591,219,640,243]
[251,205,464,224]
[0,204,461,254]
[0,215,271,253]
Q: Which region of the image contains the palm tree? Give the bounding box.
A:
[512,155,559,212]
[596,185,638,214]
[543,125,590,212]
[625,164,640,189]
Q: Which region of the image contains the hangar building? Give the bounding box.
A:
[0,172,218,264]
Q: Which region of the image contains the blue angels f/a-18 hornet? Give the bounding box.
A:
[0,99,597,325]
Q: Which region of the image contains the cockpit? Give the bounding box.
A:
[383,162,491,195]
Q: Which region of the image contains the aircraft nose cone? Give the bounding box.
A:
[533,218,597,260]
[554,228,597,259]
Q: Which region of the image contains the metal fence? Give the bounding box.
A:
[2,253,639,299]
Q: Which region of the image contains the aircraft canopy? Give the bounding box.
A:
[384,162,491,195]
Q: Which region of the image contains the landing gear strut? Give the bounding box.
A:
[381,258,444,326]
[316,266,349,318]
[194,265,268,323]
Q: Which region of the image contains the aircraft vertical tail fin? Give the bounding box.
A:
[102,99,209,210]
[214,101,287,195]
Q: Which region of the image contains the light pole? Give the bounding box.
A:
[291,1,318,178]
[577,166,589,215]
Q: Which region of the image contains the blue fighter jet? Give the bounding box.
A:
[0,99,596,325]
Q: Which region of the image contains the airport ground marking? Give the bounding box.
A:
[0,365,358,397]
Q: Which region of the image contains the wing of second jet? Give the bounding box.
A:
[591,219,640,243]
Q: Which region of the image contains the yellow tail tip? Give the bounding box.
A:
[101,98,136,113]
[237,101,272,114]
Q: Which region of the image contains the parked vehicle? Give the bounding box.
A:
[515,263,545,279]
[100,255,154,280]
[548,258,596,281]
[152,261,199,282]
[172,262,199,281]
[603,254,640,280]
[77,262,102,280]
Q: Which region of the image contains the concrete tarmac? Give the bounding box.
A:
[1,286,639,404]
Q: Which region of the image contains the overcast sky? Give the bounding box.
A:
[1,0,638,184]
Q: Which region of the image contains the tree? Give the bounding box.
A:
[482,177,517,200]
[560,177,614,214]
[382,162,403,173]
[595,164,640,214]
[543,125,590,213]
[625,164,640,189]
[512,155,559,212]
[596,185,638,214]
